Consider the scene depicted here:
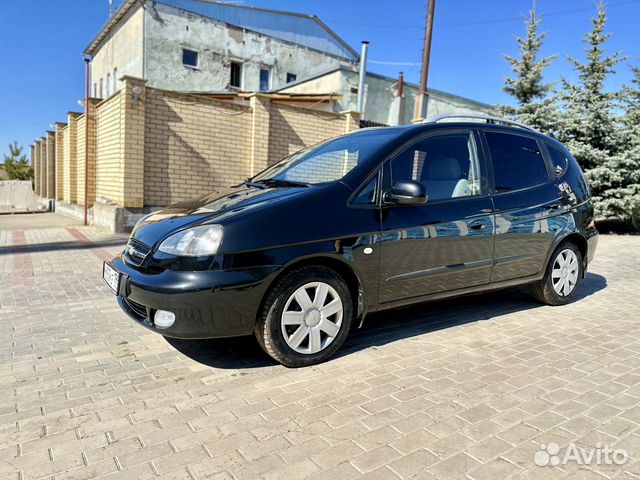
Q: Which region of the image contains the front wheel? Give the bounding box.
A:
[530,242,583,306]
[255,266,353,367]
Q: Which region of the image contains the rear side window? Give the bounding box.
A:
[485,132,548,192]
[546,144,569,177]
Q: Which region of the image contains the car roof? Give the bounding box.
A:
[339,120,562,189]
[353,121,555,143]
[427,121,564,148]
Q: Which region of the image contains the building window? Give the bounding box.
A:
[230,61,242,89]
[286,73,297,84]
[182,49,199,68]
[259,67,270,91]
[113,67,118,92]
[106,73,111,97]
[99,78,103,99]
[93,83,97,98]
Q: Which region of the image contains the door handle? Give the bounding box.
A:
[469,220,487,231]
[549,203,561,210]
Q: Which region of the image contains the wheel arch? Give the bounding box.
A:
[561,232,588,260]
[544,231,589,278]
[258,255,366,327]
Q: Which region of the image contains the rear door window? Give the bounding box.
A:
[485,131,549,192]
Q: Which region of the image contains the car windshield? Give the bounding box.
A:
[252,129,400,185]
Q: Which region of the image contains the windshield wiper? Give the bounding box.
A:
[242,178,268,189]
[259,178,310,188]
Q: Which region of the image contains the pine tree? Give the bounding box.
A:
[499,7,558,132]
[588,66,640,222]
[2,141,33,181]
[557,2,625,174]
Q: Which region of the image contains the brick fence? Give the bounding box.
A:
[32,76,359,226]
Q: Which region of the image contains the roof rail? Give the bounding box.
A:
[423,113,539,133]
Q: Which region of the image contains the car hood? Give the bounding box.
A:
[131,186,306,247]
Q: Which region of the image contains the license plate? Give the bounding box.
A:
[103,262,121,295]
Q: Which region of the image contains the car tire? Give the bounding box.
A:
[530,241,583,306]
[255,265,353,367]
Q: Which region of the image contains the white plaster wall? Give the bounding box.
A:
[279,70,346,95]
[282,69,491,125]
[91,7,144,99]
[143,4,355,92]
[426,92,492,117]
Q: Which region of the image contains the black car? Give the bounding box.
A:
[103,114,598,367]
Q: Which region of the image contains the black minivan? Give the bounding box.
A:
[103,115,598,367]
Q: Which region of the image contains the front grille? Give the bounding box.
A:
[124,238,151,267]
[123,297,148,320]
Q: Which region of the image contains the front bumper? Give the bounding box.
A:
[108,254,279,339]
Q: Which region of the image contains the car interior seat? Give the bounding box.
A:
[422,154,470,200]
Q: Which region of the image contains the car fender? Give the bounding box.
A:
[251,242,373,325]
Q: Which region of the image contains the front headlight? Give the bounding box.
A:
[158,225,223,256]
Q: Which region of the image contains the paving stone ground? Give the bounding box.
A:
[1,213,639,480]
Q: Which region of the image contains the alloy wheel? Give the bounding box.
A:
[551,248,580,297]
[281,282,343,355]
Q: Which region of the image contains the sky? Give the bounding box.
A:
[1,0,639,157]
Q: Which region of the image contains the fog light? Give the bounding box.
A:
[154,310,175,329]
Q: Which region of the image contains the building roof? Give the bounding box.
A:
[275,65,493,109]
[85,0,359,61]
[84,0,139,56]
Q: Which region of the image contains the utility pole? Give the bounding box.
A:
[412,0,436,123]
[357,41,370,114]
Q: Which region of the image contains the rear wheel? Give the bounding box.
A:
[530,242,583,306]
[255,266,353,367]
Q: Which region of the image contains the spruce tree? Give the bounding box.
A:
[503,9,556,105]
[557,2,625,174]
[499,8,557,132]
[588,66,640,222]
[2,141,33,181]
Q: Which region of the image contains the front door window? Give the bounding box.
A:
[390,131,482,201]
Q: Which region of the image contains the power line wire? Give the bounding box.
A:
[369,60,422,66]
[324,0,640,29]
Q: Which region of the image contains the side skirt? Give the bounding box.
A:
[372,271,545,314]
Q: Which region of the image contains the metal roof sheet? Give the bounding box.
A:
[157,0,358,61]
[85,0,358,61]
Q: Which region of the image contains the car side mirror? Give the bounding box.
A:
[384,180,428,205]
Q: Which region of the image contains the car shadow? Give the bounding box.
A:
[165,272,607,370]
[0,238,127,255]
